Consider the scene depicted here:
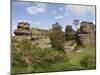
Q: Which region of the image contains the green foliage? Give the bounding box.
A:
[31,48,69,68]
[65,25,76,41]
[49,22,65,50]
[12,39,33,67]
[52,22,62,31]
[12,39,69,74]
[80,55,96,68]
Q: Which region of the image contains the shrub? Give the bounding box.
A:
[65,25,76,41]
[80,55,96,68]
[12,39,69,73]
[49,22,65,51]
[31,48,69,68]
[12,39,33,67]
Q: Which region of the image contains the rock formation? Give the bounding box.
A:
[14,22,31,40]
[64,40,77,51]
[77,22,95,45]
[13,21,96,51]
[30,28,51,49]
[14,22,51,49]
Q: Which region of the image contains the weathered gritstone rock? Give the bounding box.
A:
[13,21,95,50]
[14,22,51,49]
[77,22,95,45]
[80,22,95,33]
[32,37,51,49]
[14,22,31,40]
[78,33,95,45]
[64,40,77,51]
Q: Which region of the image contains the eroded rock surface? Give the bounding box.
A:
[64,40,77,51]
[77,22,95,45]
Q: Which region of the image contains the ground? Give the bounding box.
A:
[67,45,96,69]
[11,39,96,74]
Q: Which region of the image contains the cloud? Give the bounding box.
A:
[33,21,40,25]
[65,5,95,17]
[55,15,64,20]
[17,19,31,23]
[64,12,71,16]
[27,3,47,15]
[59,7,63,11]
[88,6,95,16]
[12,25,17,36]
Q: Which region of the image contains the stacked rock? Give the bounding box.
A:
[77,22,95,45]
[14,22,31,40]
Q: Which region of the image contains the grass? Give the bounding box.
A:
[67,45,96,69]
[12,39,96,74]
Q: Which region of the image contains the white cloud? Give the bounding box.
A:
[27,3,47,15]
[59,7,63,11]
[27,6,46,15]
[17,19,31,23]
[88,6,95,16]
[65,5,88,17]
[65,5,95,17]
[64,12,71,16]
[53,8,63,14]
[12,25,17,36]
[55,15,64,20]
[33,21,40,25]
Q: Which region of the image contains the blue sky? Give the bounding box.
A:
[12,0,95,35]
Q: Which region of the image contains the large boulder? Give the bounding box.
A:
[78,33,95,45]
[77,22,95,45]
[80,22,95,33]
[14,22,31,36]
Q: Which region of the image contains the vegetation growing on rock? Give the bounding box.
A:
[49,22,66,51]
[12,21,96,74]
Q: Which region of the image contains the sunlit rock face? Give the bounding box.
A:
[14,22,31,35]
[14,22,31,40]
[77,22,95,45]
[13,21,96,50]
[14,22,51,49]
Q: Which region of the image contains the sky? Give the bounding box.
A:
[12,0,96,35]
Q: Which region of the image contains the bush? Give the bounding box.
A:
[12,39,69,74]
[12,39,33,67]
[49,22,65,51]
[31,48,69,68]
[80,55,96,68]
[65,25,76,41]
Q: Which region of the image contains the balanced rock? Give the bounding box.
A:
[14,22,31,40]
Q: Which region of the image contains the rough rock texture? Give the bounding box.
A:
[32,37,51,49]
[14,22,51,49]
[64,40,77,51]
[77,22,95,45]
[80,22,95,33]
[30,28,51,49]
[14,22,31,40]
[13,21,95,50]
